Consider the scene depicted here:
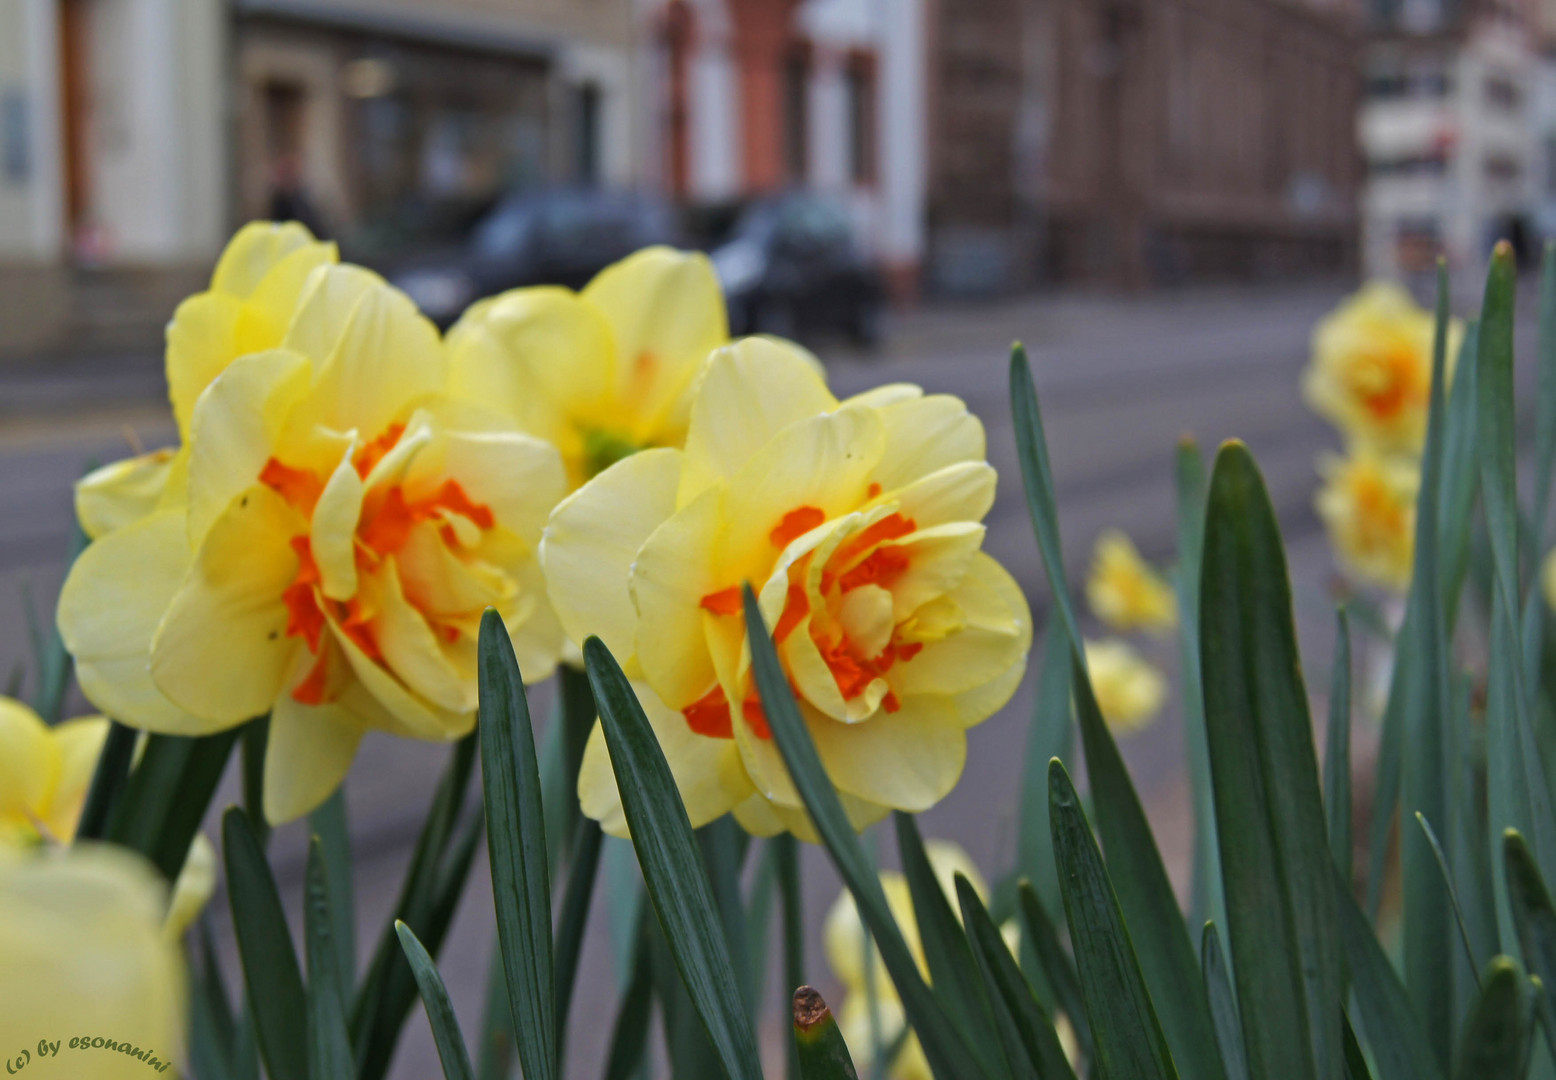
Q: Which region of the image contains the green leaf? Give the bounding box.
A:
[241,716,270,847]
[1393,261,1457,1064]
[554,817,603,1053]
[585,634,763,1080]
[72,720,137,842]
[1202,923,1249,1080]
[1016,623,1074,921]
[1534,241,1556,546]
[351,733,479,1080]
[1452,956,1526,1080]
[1016,880,1094,1066]
[1503,829,1556,1059]
[775,832,806,1080]
[743,838,778,1024]
[475,946,514,1080]
[1176,436,1223,936]
[1415,813,1483,984]
[1479,240,1523,622]
[1326,608,1353,879]
[1049,758,1178,1080]
[894,813,1006,1077]
[1439,321,1480,628]
[109,728,240,882]
[222,806,308,1080]
[793,987,861,1080]
[1343,1012,1375,1080]
[478,608,557,1080]
[308,788,356,990]
[1009,343,1082,647]
[742,587,988,1080]
[397,921,477,1080]
[699,815,753,1015]
[603,908,656,1080]
[1072,657,1228,1080]
[956,873,1079,1080]
[305,837,355,1080]
[1335,863,1446,1080]
[1199,440,1343,1080]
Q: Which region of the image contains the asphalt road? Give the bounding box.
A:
[0,280,1465,1076]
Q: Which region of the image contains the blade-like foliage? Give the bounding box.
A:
[110,728,239,882]
[222,807,307,1080]
[742,588,990,1080]
[1325,608,1352,879]
[1049,758,1178,1080]
[956,873,1079,1080]
[554,817,603,1049]
[305,837,355,1080]
[793,987,861,1080]
[1200,441,1342,1080]
[1201,924,1249,1080]
[397,921,477,1080]
[585,634,764,1080]
[1451,956,1526,1080]
[1017,880,1094,1065]
[478,608,557,1080]
[73,719,137,842]
[1503,830,1556,1058]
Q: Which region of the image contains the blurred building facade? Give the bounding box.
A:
[636,0,926,297]
[1359,0,1547,279]
[0,0,641,356]
[927,0,1364,292]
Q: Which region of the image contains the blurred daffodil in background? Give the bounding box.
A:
[822,840,1010,1080]
[545,337,1031,839]
[1315,450,1418,592]
[1085,528,1177,634]
[1303,281,1460,456]
[446,246,729,488]
[0,845,186,1076]
[1083,638,1167,732]
[58,230,569,824]
[0,698,216,937]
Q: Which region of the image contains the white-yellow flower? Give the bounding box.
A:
[1315,450,1418,592]
[1085,529,1177,634]
[0,697,108,845]
[0,845,185,1077]
[1083,639,1166,732]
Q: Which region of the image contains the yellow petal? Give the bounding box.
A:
[262,694,365,823]
[809,696,966,812]
[39,716,110,841]
[631,486,726,710]
[0,698,59,832]
[678,337,838,505]
[542,447,681,663]
[363,558,472,713]
[280,262,382,367]
[1084,638,1167,732]
[0,845,185,1076]
[446,286,616,455]
[887,461,997,529]
[210,220,324,298]
[882,522,987,621]
[869,393,986,494]
[892,553,1030,703]
[163,832,216,939]
[165,291,245,436]
[186,348,312,545]
[577,685,751,838]
[411,421,567,549]
[583,246,727,440]
[291,271,446,439]
[312,447,365,601]
[76,450,178,540]
[150,485,302,724]
[57,509,207,734]
[329,606,467,741]
[501,556,566,684]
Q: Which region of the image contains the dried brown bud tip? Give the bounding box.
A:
[793,985,832,1030]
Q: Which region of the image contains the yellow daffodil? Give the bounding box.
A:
[59,250,568,824]
[0,697,109,845]
[1315,450,1418,592]
[1303,281,1461,455]
[446,246,727,488]
[822,840,1008,1079]
[544,338,1031,838]
[76,222,338,539]
[0,845,185,1077]
[163,833,216,940]
[1542,549,1556,614]
[1085,529,1177,633]
[1084,639,1166,732]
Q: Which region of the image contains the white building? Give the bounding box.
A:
[637,0,927,296]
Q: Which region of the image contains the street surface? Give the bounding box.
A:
[0,280,1490,1075]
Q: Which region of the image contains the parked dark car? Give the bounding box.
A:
[390,188,679,326]
[710,193,886,346]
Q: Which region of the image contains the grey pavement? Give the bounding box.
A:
[0,280,1493,1076]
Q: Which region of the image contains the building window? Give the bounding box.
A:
[783,43,810,183]
[845,51,877,186]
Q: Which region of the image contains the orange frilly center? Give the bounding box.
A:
[261,423,496,705]
[690,501,926,740]
[1351,344,1426,425]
